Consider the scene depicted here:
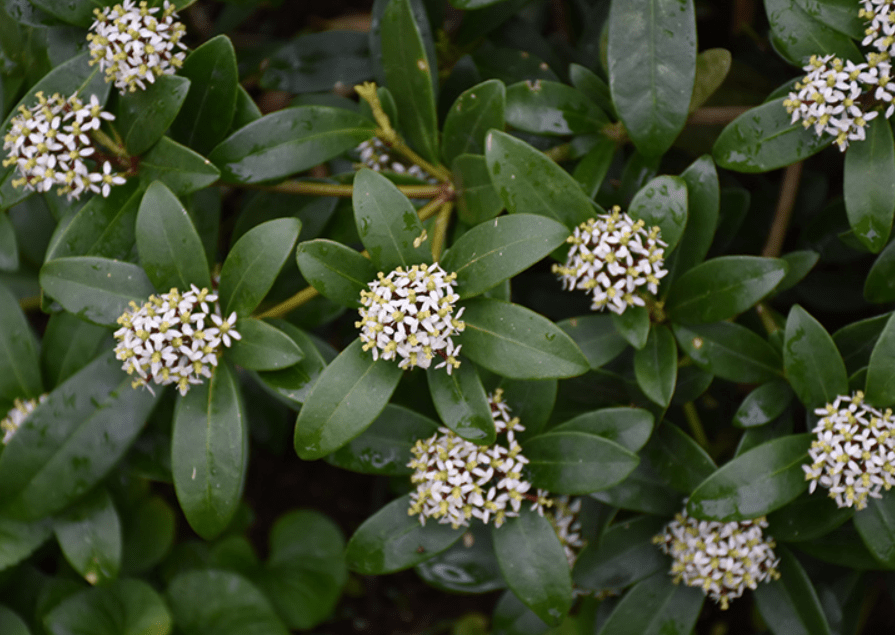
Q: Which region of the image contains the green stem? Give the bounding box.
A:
[431,202,453,261]
[91,128,128,158]
[255,286,319,319]
[389,139,452,182]
[239,180,448,199]
[683,402,710,449]
[74,65,101,98]
[19,295,40,311]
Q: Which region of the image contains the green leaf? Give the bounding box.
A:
[733,379,793,428]
[778,250,819,292]
[553,407,654,453]
[40,312,109,389]
[0,351,159,520]
[138,137,220,196]
[645,422,717,493]
[712,99,832,172]
[666,256,788,324]
[345,494,463,574]
[686,434,812,521]
[227,319,303,371]
[525,430,638,494]
[442,79,505,165]
[172,362,247,540]
[0,516,52,571]
[689,48,732,112]
[39,257,155,327]
[427,362,495,443]
[294,338,403,460]
[767,492,853,542]
[572,136,616,199]
[492,508,572,626]
[595,572,704,635]
[794,0,864,39]
[453,154,505,225]
[765,0,861,66]
[862,312,895,408]
[0,282,41,405]
[505,80,608,136]
[218,218,301,317]
[209,106,375,184]
[628,176,688,254]
[558,315,629,370]
[117,75,191,156]
[485,129,595,229]
[261,31,371,94]
[380,0,439,163]
[352,168,430,271]
[607,0,696,156]
[54,488,121,585]
[0,606,30,635]
[843,111,895,252]
[634,326,677,407]
[458,298,589,380]
[611,306,650,350]
[674,322,783,383]
[854,495,895,568]
[0,213,17,271]
[591,460,682,516]
[121,496,175,575]
[170,35,239,155]
[568,63,616,118]
[44,579,172,635]
[671,155,720,276]
[296,239,376,308]
[752,546,833,635]
[253,323,326,407]
[167,570,288,635]
[495,378,557,438]
[416,522,504,593]
[783,305,848,408]
[441,214,569,299]
[136,181,210,291]
[865,236,895,303]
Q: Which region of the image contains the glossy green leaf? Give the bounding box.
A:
[854,495,895,568]
[27,0,112,25]
[796,523,882,570]
[591,459,682,516]
[117,75,191,156]
[0,606,30,635]
[863,312,895,408]
[611,305,650,350]
[844,110,895,252]
[784,305,848,408]
[121,496,176,575]
[645,422,717,494]
[172,362,247,540]
[453,154,505,225]
[427,362,495,443]
[441,214,568,299]
[524,430,639,494]
[674,322,783,383]
[253,323,326,407]
[492,508,572,626]
[442,79,505,165]
[629,176,688,254]
[416,522,505,593]
[666,256,788,323]
[733,380,793,428]
[170,35,238,155]
[553,408,654,453]
[672,155,719,275]
[136,181,210,291]
[568,63,616,118]
[485,129,595,229]
[712,99,832,172]
[261,31,371,94]
[0,283,41,405]
[138,137,220,196]
[0,213,17,270]
[352,168,430,271]
[296,239,375,308]
[765,0,861,66]
[573,516,667,593]
[0,351,159,520]
[345,494,463,574]
[607,0,696,156]
[634,326,677,407]
[294,338,403,460]
[218,218,301,317]
[40,257,155,327]
[167,570,288,635]
[766,492,853,542]
[558,315,628,370]
[54,488,121,585]
[686,433,812,521]
[595,572,703,635]
[458,298,589,380]
[572,136,616,199]
[0,516,52,571]
[689,48,732,112]
[752,546,833,635]
[505,80,607,136]
[379,0,439,163]
[794,0,864,38]
[865,238,895,303]
[40,312,109,389]
[44,579,171,635]
[227,319,303,371]
[778,250,819,292]
[209,106,375,184]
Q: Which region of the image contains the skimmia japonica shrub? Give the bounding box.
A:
[4,0,895,633]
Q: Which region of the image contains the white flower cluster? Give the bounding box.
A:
[408,389,549,529]
[2,92,126,200]
[803,391,895,510]
[356,263,465,374]
[114,285,240,396]
[653,509,780,610]
[88,0,187,93]
[1,395,47,445]
[861,1,895,57]
[546,496,585,567]
[552,206,667,315]
[356,138,437,183]
[783,54,894,151]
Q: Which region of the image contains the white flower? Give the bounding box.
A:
[861,1,895,57]
[113,285,241,396]
[546,496,586,567]
[803,391,895,510]
[355,137,438,183]
[356,263,465,374]
[1,395,48,444]
[552,206,667,314]
[2,92,126,200]
[88,0,187,93]
[654,509,780,610]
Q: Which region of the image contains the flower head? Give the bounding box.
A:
[547,496,586,567]
[356,137,437,182]
[2,92,125,200]
[1,395,47,445]
[356,263,465,374]
[113,285,241,396]
[861,1,895,57]
[654,509,780,610]
[803,391,895,510]
[88,0,187,93]
[551,206,667,314]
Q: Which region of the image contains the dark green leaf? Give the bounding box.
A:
[0,516,52,571]
[442,79,505,165]
[629,176,688,254]
[863,312,895,408]
[139,137,220,196]
[689,48,732,111]
[733,380,793,428]
[783,305,848,408]
[558,315,629,370]
[595,572,703,635]
[591,460,682,516]
[227,319,303,371]
[572,136,615,199]
[524,430,639,494]
[553,407,654,453]
[117,75,191,156]
[753,546,833,635]
[505,80,607,136]
[645,422,716,494]
[674,322,783,383]
[767,491,853,542]
[865,238,895,303]
[44,579,172,635]
[0,213,17,271]
[672,155,719,275]
[296,239,375,308]
[453,154,505,225]
[854,495,895,568]
[416,522,505,593]
[573,516,667,594]
[121,496,175,574]
[253,323,326,407]
[40,312,109,389]
[54,488,121,585]
[844,110,895,252]
[0,606,29,635]
[794,0,864,39]
[634,326,677,407]
[765,0,861,65]
[495,378,557,438]
[778,250,819,291]
[796,523,882,570]
[261,31,371,94]
[427,362,495,443]
[0,282,41,405]
[568,63,616,118]
[611,306,650,350]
